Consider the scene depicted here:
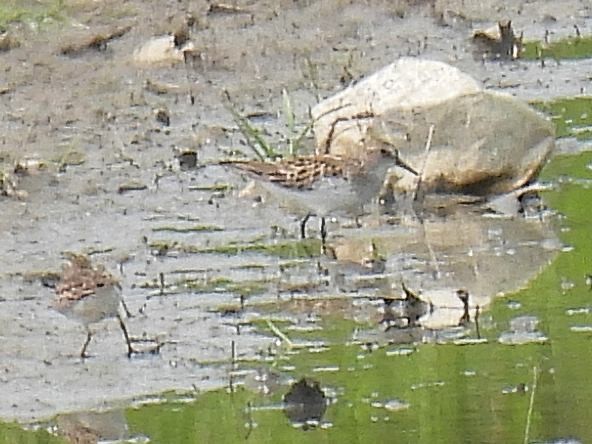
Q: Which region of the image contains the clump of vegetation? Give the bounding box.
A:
[223,89,314,161]
[147,238,321,259]
[152,225,225,233]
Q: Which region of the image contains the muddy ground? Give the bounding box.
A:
[0,0,590,423]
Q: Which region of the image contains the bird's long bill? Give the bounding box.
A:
[395,152,419,176]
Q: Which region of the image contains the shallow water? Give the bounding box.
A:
[78,150,592,443]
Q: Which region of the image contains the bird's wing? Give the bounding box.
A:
[222,156,346,189]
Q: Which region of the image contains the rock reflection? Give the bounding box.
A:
[381,282,432,330]
[247,196,559,347]
[283,378,328,429]
[499,315,548,345]
[325,241,387,292]
[329,198,559,339]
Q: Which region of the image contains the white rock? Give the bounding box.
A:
[312,58,555,196]
[133,35,194,65]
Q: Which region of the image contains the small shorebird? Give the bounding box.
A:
[221,147,417,247]
[473,20,523,60]
[53,253,136,358]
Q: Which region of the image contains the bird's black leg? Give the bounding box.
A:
[80,330,93,359]
[117,314,135,358]
[300,213,312,239]
[320,217,327,255]
[457,290,471,326]
[120,298,133,318]
[118,314,164,357]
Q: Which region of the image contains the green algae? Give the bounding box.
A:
[532,97,592,141]
[523,35,592,61]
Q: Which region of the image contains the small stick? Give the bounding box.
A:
[574,24,581,38]
[231,340,236,368]
[474,305,481,339]
[183,52,196,106]
[228,371,234,393]
[229,340,236,393]
[426,238,441,280]
[523,366,539,444]
[413,124,434,202]
[265,319,293,348]
[324,110,375,154]
[244,401,254,440]
[320,217,327,255]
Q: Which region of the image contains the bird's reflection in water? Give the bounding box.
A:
[381,282,433,330]
[55,409,132,444]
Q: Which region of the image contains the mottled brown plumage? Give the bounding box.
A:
[221,148,417,247]
[55,253,119,309]
[221,154,366,190]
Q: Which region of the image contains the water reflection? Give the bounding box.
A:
[54,409,132,443]
[283,378,328,429]
[498,315,548,345]
[327,198,560,335]
[380,282,433,329]
[225,194,561,352]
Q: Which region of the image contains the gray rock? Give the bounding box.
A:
[312,58,555,197]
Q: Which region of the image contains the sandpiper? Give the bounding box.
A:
[53,253,136,358]
[221,147,417,247]
[472,20,523,60]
